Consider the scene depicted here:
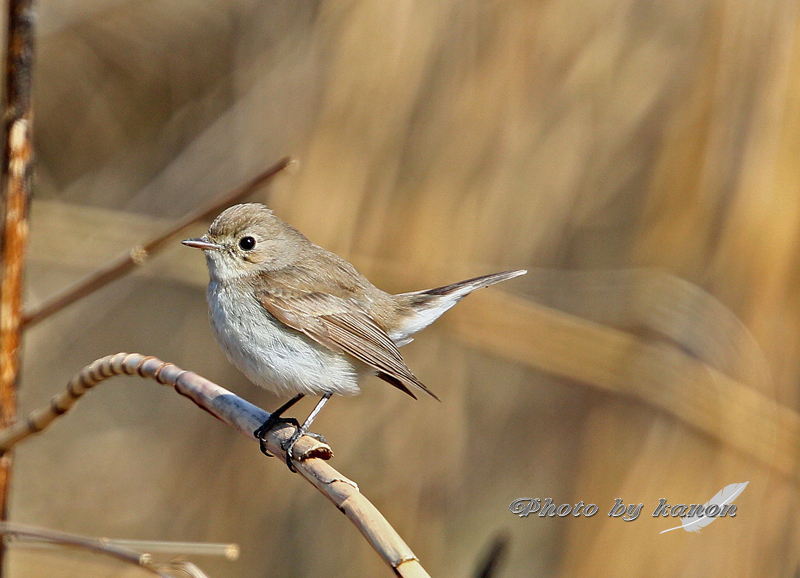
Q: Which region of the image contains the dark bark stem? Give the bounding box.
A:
[0,0,36,573]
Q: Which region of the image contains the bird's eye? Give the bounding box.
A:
[238,236,256,251]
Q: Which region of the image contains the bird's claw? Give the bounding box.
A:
[282,429,327,472]
[254,415,300,457]
[282,429,302,471]
[304,432,327,444]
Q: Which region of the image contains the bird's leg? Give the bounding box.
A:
[283,392,332,471]
[254,393,304,457]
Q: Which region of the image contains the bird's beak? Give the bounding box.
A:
[182,237,222,251]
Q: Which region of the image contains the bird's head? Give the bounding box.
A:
[182,203,307,281]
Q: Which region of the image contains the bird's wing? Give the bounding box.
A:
[257,289,438,400]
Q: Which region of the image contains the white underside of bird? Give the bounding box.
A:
[209,280,363,397]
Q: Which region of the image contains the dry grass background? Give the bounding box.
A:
[5,0,800,576]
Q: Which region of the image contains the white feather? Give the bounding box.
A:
[207,280,361,397]
[389,299,459,345]
[660,482,748,534]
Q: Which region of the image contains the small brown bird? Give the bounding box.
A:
[183,203,525,468]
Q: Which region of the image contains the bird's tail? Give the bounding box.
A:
[408,270,527,302]
[391,270,526,344]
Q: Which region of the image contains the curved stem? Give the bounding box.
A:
[0,353,432,577]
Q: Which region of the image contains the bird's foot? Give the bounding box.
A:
[282,428,327,472]
[254,415,300,457]
[305,432,327,444]
[254,393,306,457]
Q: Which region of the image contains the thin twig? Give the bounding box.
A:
[0,521,213,578]
[0,353,432,578]
[0,0,36,573]
[0,521,168,577]
[97,539,239,560]
[16,539,239,560]
[22,156,294,328]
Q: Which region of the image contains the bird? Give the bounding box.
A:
[183,203,526,469]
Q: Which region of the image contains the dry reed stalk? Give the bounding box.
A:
[0,353,432,578]
[0,521,214,578]
[22,156,294,328]
[0,0,36,573]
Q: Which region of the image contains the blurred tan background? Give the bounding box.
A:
[5,0,800,576]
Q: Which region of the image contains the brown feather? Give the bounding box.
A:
[257,288,439,400]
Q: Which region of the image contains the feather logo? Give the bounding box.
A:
[660,482,748,534]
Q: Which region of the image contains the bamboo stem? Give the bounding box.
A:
[0,353,432,577]
[22,156,294,328]
[0,0,36,573]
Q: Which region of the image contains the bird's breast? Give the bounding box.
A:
[206,281,361,397]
